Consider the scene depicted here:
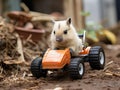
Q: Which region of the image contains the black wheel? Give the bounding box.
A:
[89,46,105,70]
[30,57,47,78]
[68,58,85,79]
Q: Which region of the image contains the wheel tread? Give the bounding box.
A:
[89,46,105,69]
[30,57,47,78]
[69,58,84,79]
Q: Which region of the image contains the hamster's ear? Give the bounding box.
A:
[51,18,56,24]
[66,17,71,25]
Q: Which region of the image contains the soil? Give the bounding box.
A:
[0,44,119,90]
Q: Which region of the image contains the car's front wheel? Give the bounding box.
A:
[30,57,47,78]
[68,58,85,79]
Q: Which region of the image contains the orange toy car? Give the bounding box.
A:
[30,31,105,79]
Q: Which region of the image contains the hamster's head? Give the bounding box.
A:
[51,18,73,44]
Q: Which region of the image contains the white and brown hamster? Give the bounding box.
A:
[51,18,83,56]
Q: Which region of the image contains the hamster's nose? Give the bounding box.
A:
[56,37,63,42]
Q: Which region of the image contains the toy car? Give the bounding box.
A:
[30,31,105,79]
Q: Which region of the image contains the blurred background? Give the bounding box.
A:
[0,0,120,28]
[0,1,120,89]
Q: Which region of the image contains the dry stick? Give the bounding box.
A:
[24,34,32,45]
[20,2,30,13]
[106,61,114,66]
[103,61,113,71]
[27,40,36,46]
[105,72,120,77]
[26,34,32,41]
[22,72,27,79]
[104,72,113,76]
[6,39,16,48]
[113,73,120,77]
[0,67,3,74]
[15,33,25,63]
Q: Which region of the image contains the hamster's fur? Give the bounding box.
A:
[50,18,83,56]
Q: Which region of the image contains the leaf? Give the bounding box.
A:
[103,30,117,44]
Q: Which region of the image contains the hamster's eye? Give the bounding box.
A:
[64,30,67,34]
[53,31,55,34]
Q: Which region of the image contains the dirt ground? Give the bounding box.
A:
[0,28,119,90]
[0,44,119,90]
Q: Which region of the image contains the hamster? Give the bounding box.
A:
[50,18,83,56]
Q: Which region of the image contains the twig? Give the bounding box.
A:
[113,73,120,77]
[26,34,32,41]
[20,2,30,13]
[106,61,113,66]
[15,33,25,62]
[103,61,113,71]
